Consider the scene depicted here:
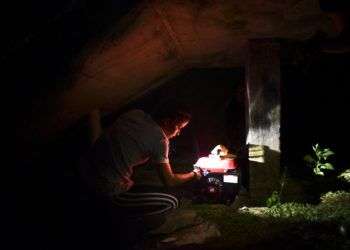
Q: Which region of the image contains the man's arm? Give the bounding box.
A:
[155,162,201,187]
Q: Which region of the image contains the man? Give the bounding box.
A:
[80,104,202,218]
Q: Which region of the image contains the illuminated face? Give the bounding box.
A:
[167,120,189,139]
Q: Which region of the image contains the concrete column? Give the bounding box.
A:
[245,39,281,205]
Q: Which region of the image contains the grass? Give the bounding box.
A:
[191,204,289,249]
[187,190,350,250]
[143,168,350,249]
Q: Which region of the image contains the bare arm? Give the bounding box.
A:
[156,162,201,187]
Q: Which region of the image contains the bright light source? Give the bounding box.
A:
[223,175,238,183]
[194,145,237,173]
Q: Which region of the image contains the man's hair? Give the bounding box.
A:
[151,102,191,124]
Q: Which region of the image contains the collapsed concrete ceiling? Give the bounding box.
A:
[15,0,336,150]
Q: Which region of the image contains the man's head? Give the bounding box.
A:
[152,103,191,139]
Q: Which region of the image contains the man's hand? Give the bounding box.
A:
[193,168,203,181]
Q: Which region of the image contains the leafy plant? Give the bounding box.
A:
[265,202,319,222]
[338,169,350,183]
[265,201,350,225]
[320,191,350,205]
[265,191,350,225]
[266,168,287,207]
[303,144,335,176]
[266,191,281,208]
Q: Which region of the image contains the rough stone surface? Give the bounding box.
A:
[245,39,281,204]
[145,208,221,248]
[164,222,221,247]
[246,40,281,151]
[18,0,336,146]
[149,208,205,235]
[248,147,281,205]
[156,221,221,248]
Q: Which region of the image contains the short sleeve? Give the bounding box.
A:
[151,138,169,164]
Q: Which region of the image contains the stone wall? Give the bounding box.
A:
[245,39,281,205]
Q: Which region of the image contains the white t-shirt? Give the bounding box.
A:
[105,109,169,193]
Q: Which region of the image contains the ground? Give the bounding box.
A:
[134,174,350,250]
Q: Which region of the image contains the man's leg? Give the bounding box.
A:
[112,186,179,219]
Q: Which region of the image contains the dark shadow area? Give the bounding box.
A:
[281,52,350,180]
[5,1,140,154]
[107,68,246,168]
[7,1,350,249]
[9,68,247,249]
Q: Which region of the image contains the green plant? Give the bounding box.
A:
[338,169,350,183]
[265,202,319,222]
[265,191,350,224]
[266,168,288,207]
[303,144,335,176]
[266,191,281,208]
[320,191,350,205]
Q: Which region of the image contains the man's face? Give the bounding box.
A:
[167,120,189,139]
